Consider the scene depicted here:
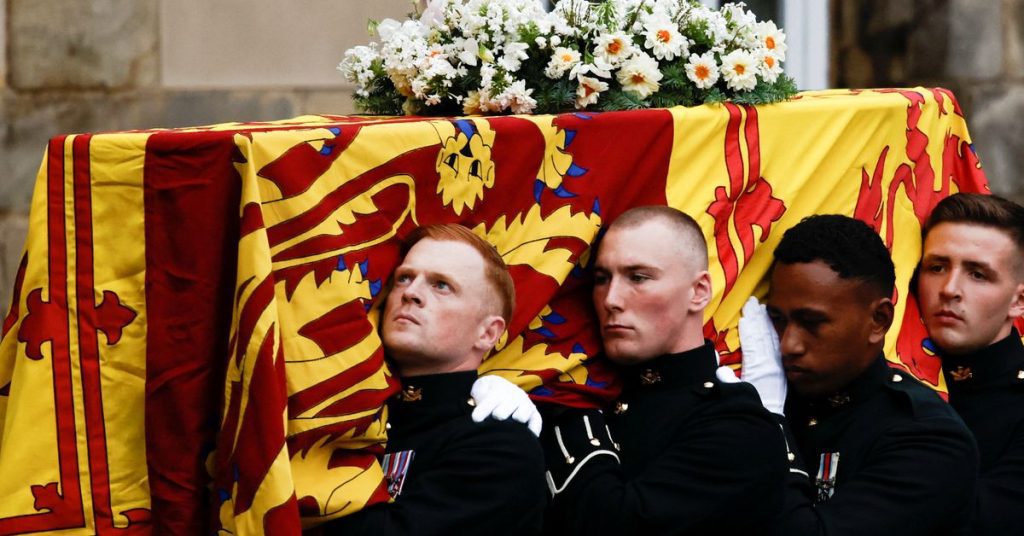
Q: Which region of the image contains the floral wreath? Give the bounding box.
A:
[339,0,797,115]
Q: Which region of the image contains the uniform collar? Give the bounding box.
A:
[394,370,478,406]
[942,328,1024,389]
[387,370,479,434]
[792,356,896,418]
[621,340,718,391]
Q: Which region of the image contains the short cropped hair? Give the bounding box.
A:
[774,214,895,298]
[609,206,709,270]
[923,193,1024,256]
[400,224,515,324]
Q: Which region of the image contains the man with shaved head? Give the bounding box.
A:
[541,206,789,535]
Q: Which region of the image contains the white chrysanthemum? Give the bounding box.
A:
[575,76,608,109]
[643,18,687,61]
[684,52,720,90]
[616,52,663,98]
[720,49,758,91]
[758,50,783,83]
[545,47,582,78]
[755,21,788,61]
[593,32,634,67]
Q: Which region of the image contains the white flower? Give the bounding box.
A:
[593,32,634,67]
[643,18,687,61]
[498,41,530,72]
[720,49,758,91]
[684,52,720,89]
[425,94,442,106]
[758,50,783,83]
[455,37,480,66]
[545,47,581,78]
[576,76,608,109]
[498,79,537,114]
[420,0,448,28]
[376,18,403,41]
[616,52,662,98]
[570,58,613,80]
[755,21,788,61]
[550,35,562,47]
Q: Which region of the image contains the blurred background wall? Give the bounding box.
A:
[1,0,1021,304]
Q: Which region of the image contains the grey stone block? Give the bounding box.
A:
[8,0,158,90]
[1,0,7,90]
[969,84,1024,198]
[0,211,29,315]
[947,0,1004,79]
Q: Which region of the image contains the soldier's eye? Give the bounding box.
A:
[469,160,481,178]
[445,153,458,170]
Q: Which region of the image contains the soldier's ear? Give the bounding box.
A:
[1009,281,1024,320]
[689,270,712,313]
[867,297,894,345]
[475,315,506,353]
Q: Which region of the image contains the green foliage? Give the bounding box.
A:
[729,74,798,105]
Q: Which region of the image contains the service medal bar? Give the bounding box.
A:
[382,449,416,498]
[815,451,840,502]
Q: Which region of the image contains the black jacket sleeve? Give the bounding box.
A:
[775,416,979,536]
[547,401,787,535]
[970,423,1024,534]
[324,421,546,536]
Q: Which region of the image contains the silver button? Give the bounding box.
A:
[703,381,714,389]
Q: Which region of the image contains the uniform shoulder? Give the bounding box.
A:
[884,369,968,427]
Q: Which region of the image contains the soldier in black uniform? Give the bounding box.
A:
[741,214,979,536]
[916,193,1024,535]
[324,224,546,536]
[541,206,789,535]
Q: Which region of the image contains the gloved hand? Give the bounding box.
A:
[738,296,787,415]
[470,375,543,437]
[716,366,741,384]
[540,407,620,497]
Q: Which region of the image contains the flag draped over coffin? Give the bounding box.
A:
[0,88,998,535]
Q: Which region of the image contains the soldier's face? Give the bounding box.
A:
[382,238,502,375]
[593,220,706,364]
[767,261,891,397]
[917,222,1024,355]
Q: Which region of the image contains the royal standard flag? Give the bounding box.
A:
[0,88,996,534]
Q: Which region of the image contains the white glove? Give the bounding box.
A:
[716,366,741,384]
[470,375,543,437]
[738,297,787,415]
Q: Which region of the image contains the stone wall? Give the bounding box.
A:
[0,0,409,305]
[831,0,1024,202]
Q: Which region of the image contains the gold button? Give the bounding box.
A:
[590,438,601,446]
[703,381,714,389]
[787,452,796,462]
[808,418,818,427]
[466,398,476,407]
[892,374,903,383]
[1017,370,1024,380]
[614,401,629,415]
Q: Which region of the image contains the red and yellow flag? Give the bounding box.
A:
[0,88,991,534]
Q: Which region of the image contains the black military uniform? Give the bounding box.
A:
[324,371,546,536]
[542,341,788,535]
[942,328,1024,535]
[777,356,979,536]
